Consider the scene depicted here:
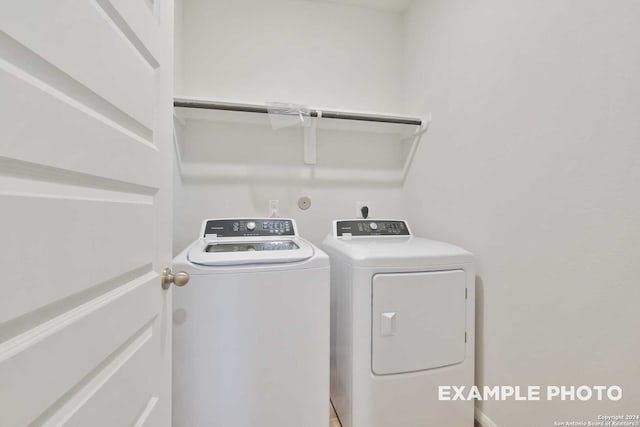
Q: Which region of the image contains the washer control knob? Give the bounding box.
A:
[369,222,378,230]
[246,221,257,231]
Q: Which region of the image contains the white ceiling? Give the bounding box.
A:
[302,0,412,13]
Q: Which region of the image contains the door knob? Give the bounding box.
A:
[161,268,190,290]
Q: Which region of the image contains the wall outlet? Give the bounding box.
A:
[269,200,279,217]
[355,201,371,218]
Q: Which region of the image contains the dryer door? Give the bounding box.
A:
[372,270,466,375]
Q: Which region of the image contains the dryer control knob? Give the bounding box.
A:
[369,222,378,230]
[246,221,257,231]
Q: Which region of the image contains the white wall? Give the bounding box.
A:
[402,1,640,426]
[174,177,404,250]
[179,0,403,112]
[174,0,406,251]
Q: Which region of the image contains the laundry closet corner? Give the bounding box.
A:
[172,0,410,251]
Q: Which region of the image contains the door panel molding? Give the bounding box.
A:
[0,31,154,145]
[0,0,155,128]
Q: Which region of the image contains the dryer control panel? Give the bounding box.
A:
[335,220,410,237]
[203,218,295,237]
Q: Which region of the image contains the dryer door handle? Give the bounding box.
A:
[381,312,397,336]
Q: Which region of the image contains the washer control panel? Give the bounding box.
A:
[203,219,295,237]
[336,220,410,237]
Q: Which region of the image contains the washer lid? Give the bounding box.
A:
[187,237,314,266]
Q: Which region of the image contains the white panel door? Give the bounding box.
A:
[0,0,174,426]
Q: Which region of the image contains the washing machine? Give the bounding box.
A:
[322,219,475,427]
[173,218,329,427]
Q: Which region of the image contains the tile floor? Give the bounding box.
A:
[330,401,342,427]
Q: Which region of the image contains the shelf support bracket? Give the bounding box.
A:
[401,113,432,182]
[303,110,321,165]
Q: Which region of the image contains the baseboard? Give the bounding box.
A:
[475,407,499,427]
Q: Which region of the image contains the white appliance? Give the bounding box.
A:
[173,218,329,427]
[322,219,475,427]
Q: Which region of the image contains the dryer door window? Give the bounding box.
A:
[371,270,466,375]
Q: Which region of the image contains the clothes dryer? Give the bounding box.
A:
[322,219,475,427]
